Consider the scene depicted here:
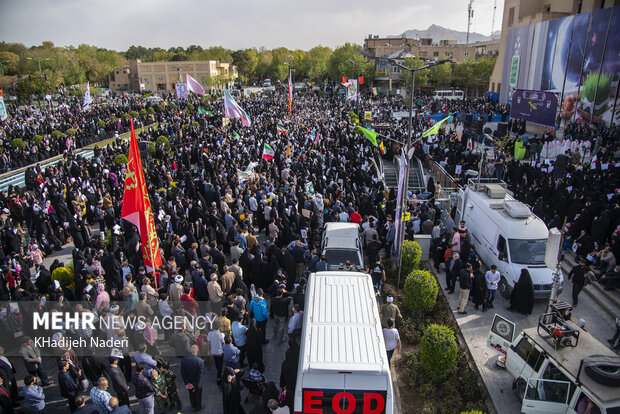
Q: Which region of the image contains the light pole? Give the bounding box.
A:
[383,57,451,286]
[0,60,11,77]
[26,56,50,73]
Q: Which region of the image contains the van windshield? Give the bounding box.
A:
[508,239,547,265]
[325,250,361,266]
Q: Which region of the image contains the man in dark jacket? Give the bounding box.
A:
[270,288,291,343]
[58,360,79,411]
[73,396,98,414]
[457,263,473,314]
[446,251,462,294]
[568,260,587,306]
[108,355,130,407]
[181,345,205,412]
[131,363,155,414]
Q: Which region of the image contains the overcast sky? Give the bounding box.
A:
[0,0,503,51]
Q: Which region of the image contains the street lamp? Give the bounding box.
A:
[26,56,50,73]
[382,57,451,286]
[0,60,11,77]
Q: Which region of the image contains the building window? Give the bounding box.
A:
[433,51,439,57]
[508,7,515,26]
[492,82,495,92]
[497,82,501,92]
[157,83,166,90]
[463,52,470,57]
[544,4,550,12]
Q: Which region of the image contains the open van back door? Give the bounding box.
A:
[488,313,516,355]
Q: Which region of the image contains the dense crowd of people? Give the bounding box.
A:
[0,86,618,413]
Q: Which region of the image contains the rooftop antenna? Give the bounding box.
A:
[491,0,498,37]
[466,0,474,45]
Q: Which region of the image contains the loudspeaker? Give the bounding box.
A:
[476,120,484,134]
[463,114,473,127]
[497,122,508,135]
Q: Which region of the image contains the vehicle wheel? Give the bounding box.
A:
[499,277,512,299]
[585,363,620,386]
[515,378,527,400]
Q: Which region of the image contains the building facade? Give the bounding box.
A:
[490,0,619,125]
[109,59,238,93]
[364,35,499,93]
[489,0,618,95]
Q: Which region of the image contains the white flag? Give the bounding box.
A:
[0,95,7,121]
[82,82,92,111]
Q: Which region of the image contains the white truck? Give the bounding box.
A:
[488,312,620,413]
[294,271,394,414]
[321,222,365,271]
[457,178,562,298]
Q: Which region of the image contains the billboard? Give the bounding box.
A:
[347,79,359,101]
[500,5,620,126]
[175,82,188,100]
[510,89,558,128]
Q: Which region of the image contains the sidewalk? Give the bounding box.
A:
[428,264,616,414]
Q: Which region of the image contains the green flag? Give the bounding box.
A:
[198,108,214,117]
[233,131,240,139]
[422,116,451,138]
[356,126,378,146]
[514,140,526,160]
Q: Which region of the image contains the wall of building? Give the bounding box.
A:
[497,4,620,126]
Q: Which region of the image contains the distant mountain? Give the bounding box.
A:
[389,24,500,44]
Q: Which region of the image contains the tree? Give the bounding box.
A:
[428,56,452,88]
[255,48,273,80]
[232,49,258,81]
[0,51,20,76]
[302,46,332,81]
[401,57,430,91]
[327,43,365,81]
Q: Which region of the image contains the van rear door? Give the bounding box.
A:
[488,313,516,355]
[521,378,571,414]
[301,387,387,413]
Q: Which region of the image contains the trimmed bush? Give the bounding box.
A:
[401,240,422,276]
[148,141,156,155]
[186,103,194,111]
[113,154,128,165]
[129,110,139,118]
[32,135,43,144]
[110,115,118,123]
[65,128,77,136]
[155,104,163,112]
[192,121,200,127]
[10,138,25,149]
[139,108,147,116]
[51,130,63,138]
[122,113,130,120]
[404,269,438,313]
[147,107,155,114]
[52,267,75,292]
[420,324,458,381]
[156,135,170,150]
[97,119,106,129]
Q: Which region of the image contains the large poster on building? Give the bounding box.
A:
[500,5,620,126]
[510,89,558,128]
[176,82,188,100]
[347,79,358,101]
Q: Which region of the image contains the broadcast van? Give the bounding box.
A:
[294,271,394,414]
[457,179,562,298]
[321,222,364,270]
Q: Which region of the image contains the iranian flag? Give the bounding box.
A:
[186,73,206,95]
[198,108,214,117]
[277,124,289,134]
[224,90,251,126]
[262,143,275,160]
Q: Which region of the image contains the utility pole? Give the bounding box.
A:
[491,0,498,37]
[0,60,11,77]
[26,56,50,73]
[466,0,474,45]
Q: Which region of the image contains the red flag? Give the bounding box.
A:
[342,76,347,84]
[359,76,364,85]
[121,118,163,277]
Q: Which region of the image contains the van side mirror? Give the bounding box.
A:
[498,252,507,261]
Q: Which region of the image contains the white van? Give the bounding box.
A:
[294,272,394,414]
[263,79,272,87]
[457,179,562,298]
[488,313,620,414]
[321,222,364,270]
[433,90,464,100]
